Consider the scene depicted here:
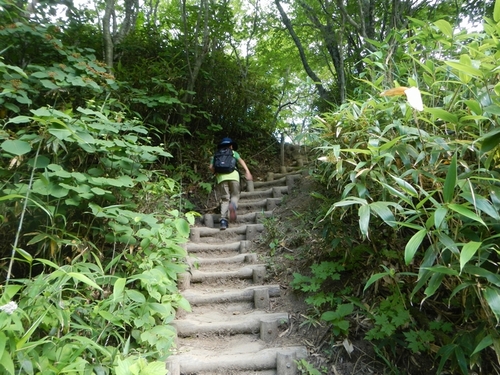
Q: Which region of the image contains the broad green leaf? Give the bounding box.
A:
[484,105,500,116]
[460,241,482,272]
[405,228,427,265]
[437,233,460,254]
[461,192,500,220]
[91,187,109,195]
[483,286,500,323]
[421,265,459,276]
[40,79,58,89]
[363,272,390,292]
[458,54,472,84]
[98,310,122,326]
[434,207,448,229]
[27,155,50,169]
[175,218,190,237]
[480,127,500,152]
[337,303,354,316]
[358,204,370,238]
[443,153,457,203]
[448,204,487,227]
[472,335,493,355]
[0,332,6,361]
[495,0,500,22]
[0,285,23,303]
[17,310,47,350]
[1,139,31,156]
[434,20,453,38]
[48,128,72,140]
[113,278,127,301]
[463,265,500,286]
[444,61,483,79]
[142,361,168,375]
[369,202,396,226]
[8,115,31,124]
[67,272,102,290]
[464,99,482,115]
[425,108,458,123]
[0,347,15,375]
[126,289,146,303]
[423,272,444,300]
[176,296,192,313]
[391,175,418,197]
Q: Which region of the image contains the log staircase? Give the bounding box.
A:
[166,166,308,375]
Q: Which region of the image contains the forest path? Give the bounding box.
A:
[166,168,308,375]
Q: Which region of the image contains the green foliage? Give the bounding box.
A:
[296,359,323,375]
[304,3,500,372]
[0,17,192,375]
[364,295,411,341]
[320,303,353,337]
[291,261,345,308]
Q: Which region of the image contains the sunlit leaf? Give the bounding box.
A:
[444,61,483,78]
[460,241,482,272]
[67,272,102,290]
[425,108,458,123]
[495,0,500,22]
[434,206,448,229]
[113,278,127,301]
[461,192,500,220]
[448,204,487,227]
[434,20,453,38]
[405,228,427,265]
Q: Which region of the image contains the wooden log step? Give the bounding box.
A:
[182,285,281,305]
[166,346,308,374]
[172,311,289,337]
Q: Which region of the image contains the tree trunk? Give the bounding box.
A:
[103,0,114,68]
[274,0,330,104]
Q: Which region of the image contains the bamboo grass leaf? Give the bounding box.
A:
[472,335,493,355]
[448,204,487,227]
[67,272,103,291]
[483,287,500,323]
[443,153,457,204]
[364,271,390,293]
[461,192,500,220]
[460,241,481,272]
[113,278,127,302]
[434,206,448,229]
[434,20,453,38]
[405,228,427,265]
[495,0,500,22]
[423,272,444,302]
[369,201,397,226]
[358,204,370,239]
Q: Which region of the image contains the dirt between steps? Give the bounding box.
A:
[187,175,383,375]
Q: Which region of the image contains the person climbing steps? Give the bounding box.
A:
[209,137,252,230]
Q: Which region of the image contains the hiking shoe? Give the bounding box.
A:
[220,219,228,230]
[229,202,237,222]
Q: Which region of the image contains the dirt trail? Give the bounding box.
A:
[166,168,307,375]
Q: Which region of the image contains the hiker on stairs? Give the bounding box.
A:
[209,137,253,230]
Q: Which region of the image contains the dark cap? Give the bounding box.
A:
[218,137,238,150]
